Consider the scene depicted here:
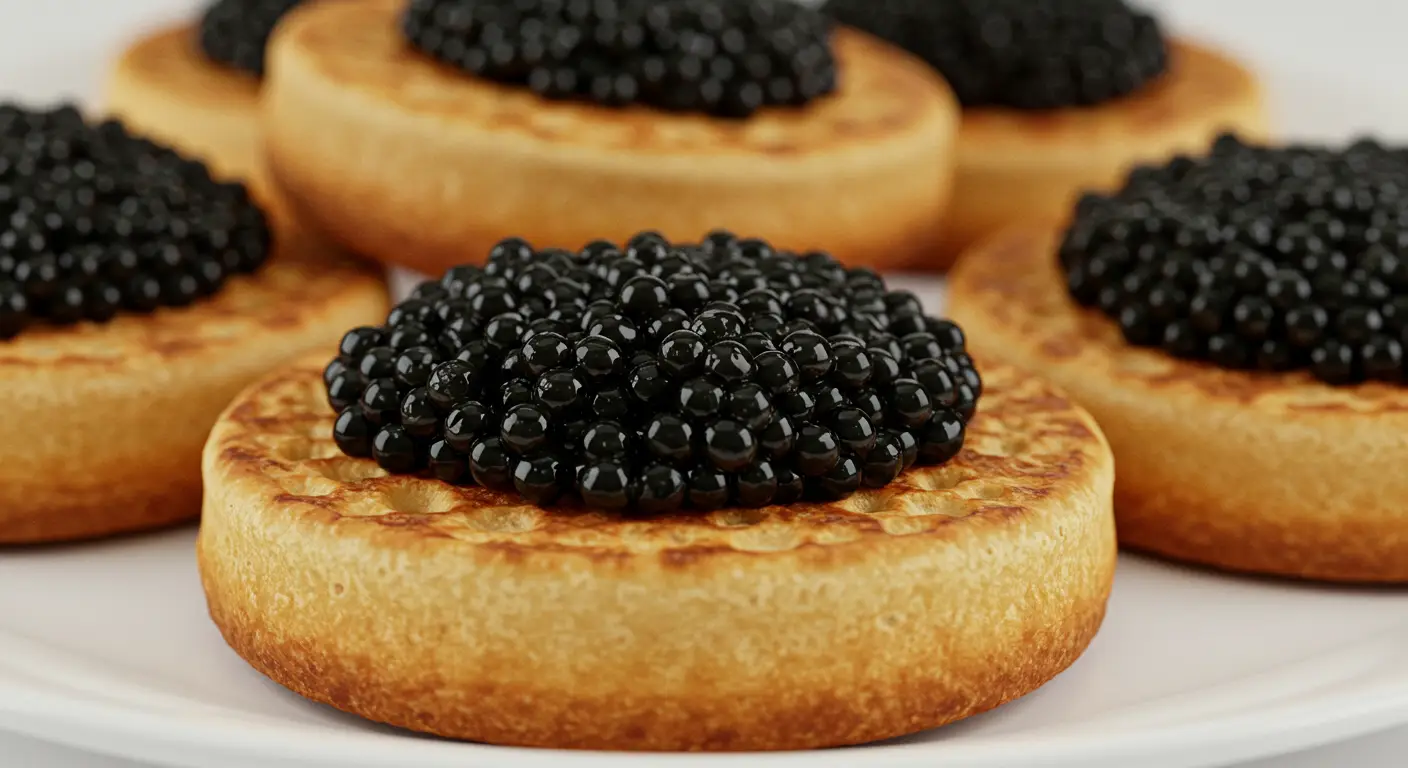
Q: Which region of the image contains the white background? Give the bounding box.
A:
[1,1,1405,766]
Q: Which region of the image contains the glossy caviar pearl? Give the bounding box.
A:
[687,469,731,510]
[781,331,833,381]
[862,432,904,487]
[394,346,438,389]
[773,466,804,503]
[469,437,514,490]
[777,389,817,422]
[399,387,441,438]
[373,424,420,473]
[735,461,778,507]
[359,378,401,426]
[637,464,687,515]
[500,404,552,455]
[513,455,564,505]
[645,414,695,466]
[794,424,840,476]
[426,360,477,410]
[428,440,468,484]
[754,350,801,394]
[887,379,933,428]
[325,370,368,412]
[499,378,535,410]
[658,330,705,377]
[704,419,757,472]
[322,231,979,514]
[814,455,863,499]
[918,407,966,464]
[832,408,877,458]
[357,347,396,379]
[522,332,572,376]
[579,463,634,509]
[592,388,632,421]
[534,369,586,414]
[678,376,726,420]
[725,383,774,431]
[443,400,490,452]
[332,407,372,458]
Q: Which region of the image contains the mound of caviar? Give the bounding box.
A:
[198,0,306,77]
[324,230,981,514]
[824,0,1167,109]
[401,0,838,118]
[0,105,270,340]
[1060,134,1408,386]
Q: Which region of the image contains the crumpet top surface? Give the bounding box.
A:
[271,0,954,158]
[114,23,260,108]
[952,228,1408,417]
[0,225,380,371]
[206,356,1108,560]
[957,39,1265,161]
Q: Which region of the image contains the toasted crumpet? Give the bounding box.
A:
[260,0,960,275]
[936,40,1268,267]
[0,222,388,544]
[949,227,1408,582]
[198,356,1114,750]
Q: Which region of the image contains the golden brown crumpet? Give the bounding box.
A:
[0,225,389,544]
[106,24,267,189]
[948,228,1408,583]
[260,0,960,277]
[937,40,1269,268]
[199,357,1115,751]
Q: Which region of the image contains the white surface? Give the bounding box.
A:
[2,525,1408,768]
[2,1,1408,767]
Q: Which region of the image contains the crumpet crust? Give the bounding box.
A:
[937,39,1268,266]
[105,24,269,189]
[948,228,1408,582]
[260,0,960,275]
[198,357,1115,751]
[0,224,389,543]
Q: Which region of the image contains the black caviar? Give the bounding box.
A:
[1061,134,1408,386]
[401,0,838,118]
[324,231,981,514]
[198,0,306,77]
[0,105,270,340]
[824,0,1167,109]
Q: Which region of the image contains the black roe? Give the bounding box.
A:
[323,230,982,515]
[400,0,838,118]
[1060,134,1408,386]
[823,0,1168,109]
[198,0,307,77]
[0,104,271,340]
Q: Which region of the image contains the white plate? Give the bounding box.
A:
[2,527,1407,768]
[3,4,1408,767]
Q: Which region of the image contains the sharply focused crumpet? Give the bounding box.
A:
[949,228,1408,583]
[260,0,960,276]
[199,358,1114,751]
